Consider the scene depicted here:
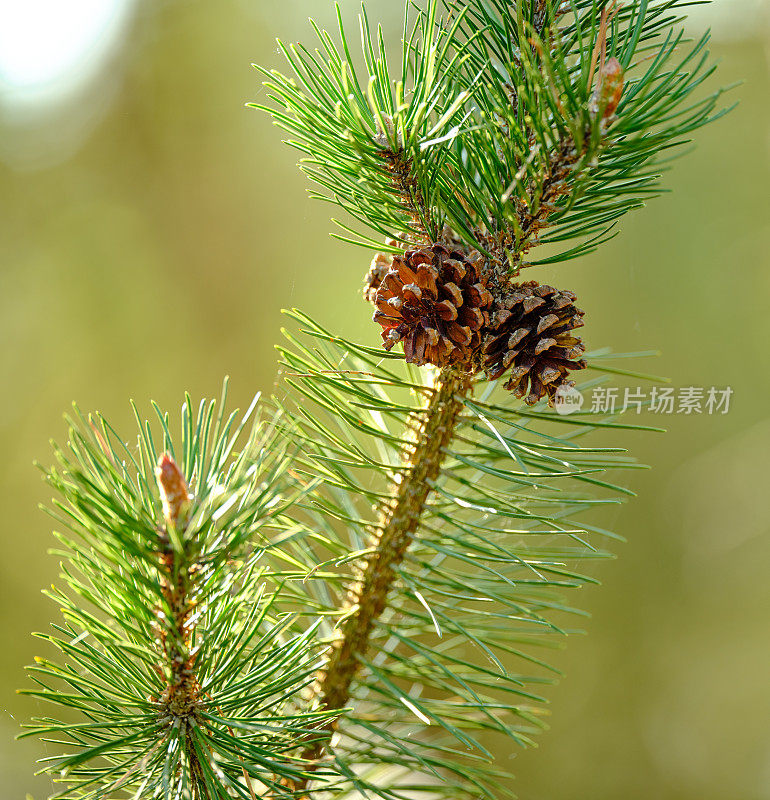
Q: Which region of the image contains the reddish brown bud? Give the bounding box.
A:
[591,57,624,119]
[155,453,191,529]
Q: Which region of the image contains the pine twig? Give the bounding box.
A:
[153,454,207,794]
[378,144,431,242]
[295,369,470,789]
[23,393,335,798]
[22,2,728,797]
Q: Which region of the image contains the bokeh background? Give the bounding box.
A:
[1,1,768,797]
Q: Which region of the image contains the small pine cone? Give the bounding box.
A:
[373,243,493,368]
[483,281,587,405]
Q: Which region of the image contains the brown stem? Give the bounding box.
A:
[515,137,580,254]
[293,369,471,792]
[484,134,581,276]
[154,455,208,796]
[157,547,201,718]
[379,147,430,242]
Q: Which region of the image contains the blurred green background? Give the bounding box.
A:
[1,1,768,797]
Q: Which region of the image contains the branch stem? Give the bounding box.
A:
[154,454,209,797]
[379,146,431,241]
[297,368,471,787]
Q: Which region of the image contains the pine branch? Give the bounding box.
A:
[274,107,639,787]
[289,124,593,787]
[251,2,728,797]
[21,1,729,798]
[437,0,730,268]
[267,312,659,798]
[22,389,334,799]
[295,370,469,786]
[251,2,479,248]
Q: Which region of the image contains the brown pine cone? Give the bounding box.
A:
[373,243,493,368]
[483,281,586,405]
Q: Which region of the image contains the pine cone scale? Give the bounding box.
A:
[363,239,401,303]
[536,313,561,334]
[436,301,458,321]
[535,337,558,355]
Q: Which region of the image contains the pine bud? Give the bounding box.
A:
[373,115,403,150]
[591,57,624,119]
[155,453,191,530]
